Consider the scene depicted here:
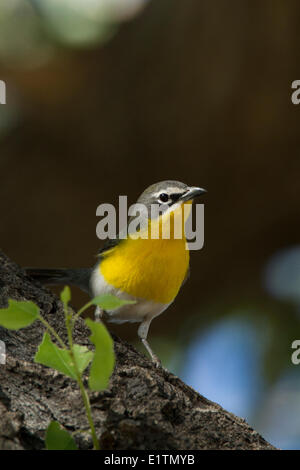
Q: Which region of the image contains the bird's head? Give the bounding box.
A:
[129,180,206,240]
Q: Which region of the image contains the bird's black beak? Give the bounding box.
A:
[180,186,207,202]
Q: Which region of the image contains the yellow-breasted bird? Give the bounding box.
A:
[26,181,206,366]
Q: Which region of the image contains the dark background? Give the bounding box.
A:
[1,0,300,449]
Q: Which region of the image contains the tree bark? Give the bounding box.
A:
[0,251,275,450]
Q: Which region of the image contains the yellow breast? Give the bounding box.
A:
[99,203,191,304]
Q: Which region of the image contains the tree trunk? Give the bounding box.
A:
[0,251,275,450]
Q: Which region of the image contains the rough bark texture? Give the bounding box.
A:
[0,251,275,450]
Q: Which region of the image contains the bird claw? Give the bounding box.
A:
[152,356,162,368]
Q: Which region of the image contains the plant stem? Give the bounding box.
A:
[76,373,100,450]
[64,301,99,450]
[64,305,73,350]
[38,314,66,349]
[73,300,93,323]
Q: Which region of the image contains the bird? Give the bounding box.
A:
[25,181,206,366]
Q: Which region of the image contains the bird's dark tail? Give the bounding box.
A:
[25,267,92,294]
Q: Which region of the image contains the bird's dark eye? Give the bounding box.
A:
[159,193,169,203]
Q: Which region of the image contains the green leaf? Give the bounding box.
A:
[60,286,71,305]
[45,421,77,450]
[91,294,135,310]
[0,299,39,330]
[35,333,77,379]
[73,344,94,375]
[85,318,115,391]
[35,333,93,379]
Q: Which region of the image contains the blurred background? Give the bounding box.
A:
[1,0,300,449]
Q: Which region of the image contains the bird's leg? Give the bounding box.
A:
[94,306,104,322]
[142,338,161,367]
[138,318,161,367]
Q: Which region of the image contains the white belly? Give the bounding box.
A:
[90,266,171,324]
